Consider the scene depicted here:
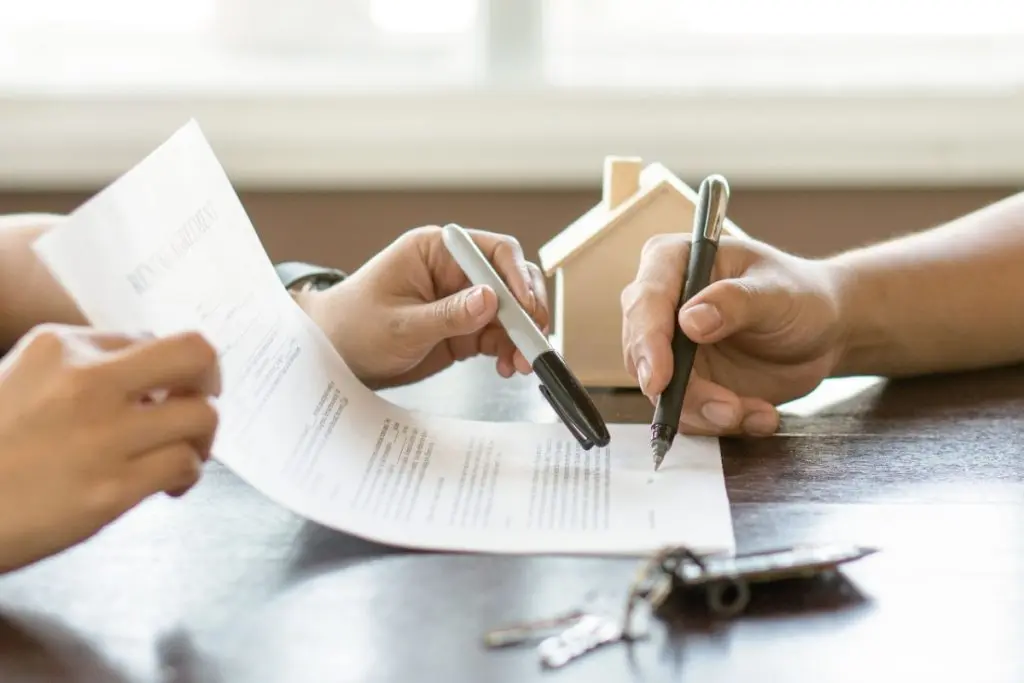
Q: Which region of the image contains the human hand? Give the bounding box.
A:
[301,225,550,389]
[621,234,846,436]
[0,324,221,574]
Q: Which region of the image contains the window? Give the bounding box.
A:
[7,0,1022,90]
[542,0,1024,88]
[0,0,486,89]
[1,0,1023,188]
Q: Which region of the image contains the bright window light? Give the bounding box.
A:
[369,0,478,34]
[546,0,1024,35]
[0,0,214,32]
[1,0,1023,91]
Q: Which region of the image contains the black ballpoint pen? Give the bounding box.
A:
[650,174,731,470]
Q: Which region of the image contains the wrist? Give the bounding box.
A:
[276,259,349,353]
[292,285,341,348]
[825,252,888,377]
[290,281,385,391]
[290,286,324,323]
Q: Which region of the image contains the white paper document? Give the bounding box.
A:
[32,121,735,555]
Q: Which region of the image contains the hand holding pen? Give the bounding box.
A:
[649,175,731,470]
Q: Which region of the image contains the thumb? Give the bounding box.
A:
[678,277,786,344]
[416,284,497,339]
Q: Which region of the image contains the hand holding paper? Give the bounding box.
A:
[0,324,219,573]
[31,120,735,556]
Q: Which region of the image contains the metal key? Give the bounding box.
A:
[537,613,625,668]
[483,609,586,648]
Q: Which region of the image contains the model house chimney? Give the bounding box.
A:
[602,156,642,210]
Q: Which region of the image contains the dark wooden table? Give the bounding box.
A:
[1,356,1023,682]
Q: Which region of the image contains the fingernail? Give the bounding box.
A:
[680,303,722,336]
[701,401,737,428]
[742,411,778,435]
[636,358,652,393]
[466,287,486,316]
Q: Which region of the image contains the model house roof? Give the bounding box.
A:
[538,161,747,275]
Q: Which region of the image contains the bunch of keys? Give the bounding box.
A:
[483,542,878,669]
[625,542,878,622]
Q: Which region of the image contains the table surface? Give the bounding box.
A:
[1,356,1022,682]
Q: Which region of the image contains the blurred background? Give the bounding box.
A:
[1,0,1022,274]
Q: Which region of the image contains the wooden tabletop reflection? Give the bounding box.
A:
[1,357,1023,682]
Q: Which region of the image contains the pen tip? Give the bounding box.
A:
[651,440,668,472]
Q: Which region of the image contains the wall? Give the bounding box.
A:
[0,187,1015,275]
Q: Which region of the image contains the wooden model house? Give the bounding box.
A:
[538,156,748,389]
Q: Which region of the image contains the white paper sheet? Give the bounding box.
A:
[32,120,735,556]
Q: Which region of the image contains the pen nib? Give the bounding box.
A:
[651,440,669,471]
[649,423,673,472]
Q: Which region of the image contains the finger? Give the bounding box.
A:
[408,284,498,343]
[445,320,524,379]
[738,397,781,436]
[677,277,785,344]
[620,235,691,396]
[657,373,778,437]
[630,234,690,306]
[115,396,220,458]
[446,331,482,363]
[482,327,534,377]
[189,421,217,462]
[477,326,519,378]
[524,262,551,334]
[496,357,514,378]
[103,331,222,400]
[659,374,770,438]
[511,349,533,375]
[71,329,156,353]
[679,396,780,437]
[676,373,745,434]
[460,313,535,378]
[123,442,206,502]
[492,335,526,377]
[27,325,153,366]
[643,350,781,437]
[473,231,537,318]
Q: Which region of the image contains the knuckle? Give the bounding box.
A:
[192,399,220,434]
[387,314,410,341]
[22,324,67,357]
[640,233,683,259]
[620,281,662,318]
[174,452,202,489]
[403,225,440,244]
[619,282,639,312]
[493,237,522,263]
[54,365,99,404]
[501,234,523,252]
[155,446,203,495]
[177,331,218,366]
[84,477,130,520]
[439,296,461,329]
[725,278,756,306]
[621,335,639,364]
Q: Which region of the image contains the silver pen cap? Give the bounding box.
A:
[696,174,730,243]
